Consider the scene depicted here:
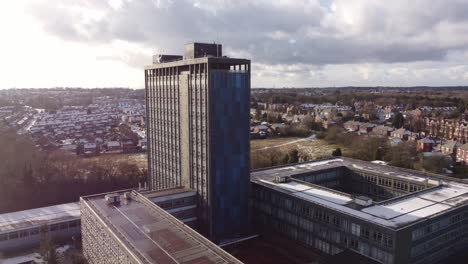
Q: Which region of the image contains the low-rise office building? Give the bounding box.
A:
[81,190,242,264]
[141,187,198,227]
[251,158,468,264]
[0,203,81,253]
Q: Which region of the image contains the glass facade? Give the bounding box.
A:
[251,161,468,264]
[251,183,395,264]
[210,70,250,239]
[145,57,251,242]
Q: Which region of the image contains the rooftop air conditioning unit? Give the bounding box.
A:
[274,176,290,183]
[354,196,373,207]
[105,193,121,205]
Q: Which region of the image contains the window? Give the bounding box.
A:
[50,224,60,231]
[30,228,40,235]
[8,232,18,239]
[450,214,461,224]
[361,227,370,239]
[350,239,359,250]
[373,231,383,242]
[0,234,7,241]
[351,223,361,236]
[19,230,29,238]
[332,216,341,227]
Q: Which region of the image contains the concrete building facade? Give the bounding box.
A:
[80,190,242,264]
[145,43,251,242]
[251,158,468,264]
[0,203,81,253]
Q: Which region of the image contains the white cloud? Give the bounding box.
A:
[0,0,468,88]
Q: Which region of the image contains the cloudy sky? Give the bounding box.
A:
[1,0,468,88]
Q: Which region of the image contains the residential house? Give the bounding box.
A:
[270,123,285,133]
[344,121,360,132]
[372,125,394,137]
[60,144,77,153]
[122,140,137,153]
[390,128,411,140]
[106,141,121,153]
[359,123,376,133]
[417,138,435,152]
[441,140,461,156]
[83,143,97,155]
[456,144,468,163]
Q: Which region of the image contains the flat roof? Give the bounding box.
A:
[140,187,195,199]
[0,203,80,233]
[145,57,250,70]
[251,158,468,229]
[82,191,241,264]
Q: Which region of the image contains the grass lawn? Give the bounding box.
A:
[251,136,347,159]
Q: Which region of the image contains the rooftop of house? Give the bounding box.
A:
[251,158,468,230]
[81,190,241,264]
[418,137,435,144]
[0,202,80,233]
[459,143,468,151]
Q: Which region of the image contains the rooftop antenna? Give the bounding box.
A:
[216,32,219,57]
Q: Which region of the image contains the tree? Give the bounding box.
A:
[351,137,389,161]
[40,224,57,263]
[392,112,405,129]
[22,164,35,189]
[384,141,417,169]
[422,156,451,174]
[266,112,282,123]
[302,116,321,131]
[287,149,300,163]
[279,124,310,138]
[332,148,342,157]
[324,127,340,143]
[254,108,262,121]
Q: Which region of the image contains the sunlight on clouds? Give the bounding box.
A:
[1,0,468,88]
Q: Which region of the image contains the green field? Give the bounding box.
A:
[88,153,148,169]
[251,136,345,159]
[88,137,343,170]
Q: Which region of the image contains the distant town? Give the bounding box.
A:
[2,85,468,263]
[1,88,146,154]
[2,86,468,176]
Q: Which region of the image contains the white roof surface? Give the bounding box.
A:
[252,158,468,229]
[0,203,80,233]
[262,180,352,205]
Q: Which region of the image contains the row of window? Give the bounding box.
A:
[354,171,426,192]
[253,189,395,249]
[0,220,81,242]
[172,208,196,219]
[256,211,394,264]
[412,211,467,241]
[157,197,196,210]
[297,169,340,184]
[411,221,468,258]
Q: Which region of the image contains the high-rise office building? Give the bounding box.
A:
[144,43,250,242]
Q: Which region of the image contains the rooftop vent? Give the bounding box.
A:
[353,196,373,207]
[274,176,290,183]
[105,193,121,206]
[153,54,183,64]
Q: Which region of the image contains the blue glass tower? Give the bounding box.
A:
[145,43,251,242]
[210,70,250,240]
